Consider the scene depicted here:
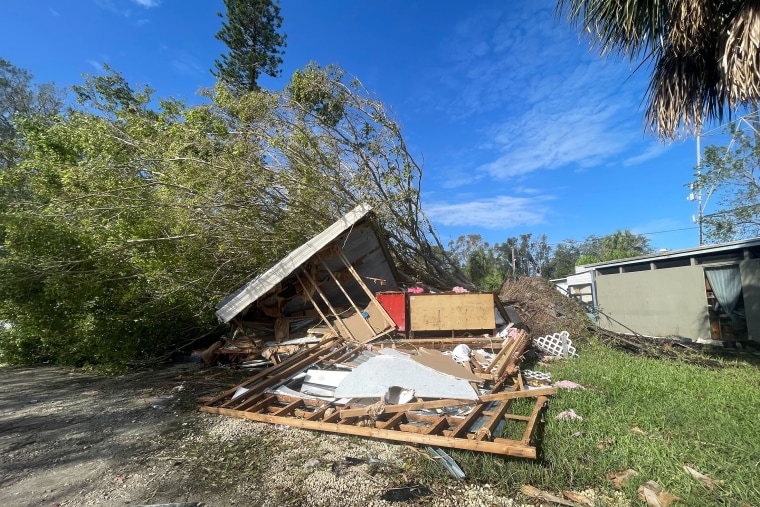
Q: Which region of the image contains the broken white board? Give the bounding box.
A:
[334,354,479,401]
[265,384,320,400]
[300,369,351,398]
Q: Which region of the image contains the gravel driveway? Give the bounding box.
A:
[0,364,529,507]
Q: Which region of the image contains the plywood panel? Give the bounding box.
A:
[409,293,495,331]
[340,299,394,343]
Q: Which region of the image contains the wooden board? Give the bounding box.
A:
[408,293,495,332]
[339,300,395,343]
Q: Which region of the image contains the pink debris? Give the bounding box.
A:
[555,409,583,421]
[451,286,469,293]
[554,380,585,390]
[407,287,424,294]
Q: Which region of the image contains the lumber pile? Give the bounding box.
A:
[201,329,555,458]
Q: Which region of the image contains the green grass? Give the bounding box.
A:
[416,338,760,506]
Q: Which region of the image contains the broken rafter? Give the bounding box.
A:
[315,252,377,338]
[333,245,396,326]
[297,270,356,341]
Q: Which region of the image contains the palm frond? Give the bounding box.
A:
[559,0,760,139]
[644,43,725,139]
[556,0,668,58]
[722,0,760,105]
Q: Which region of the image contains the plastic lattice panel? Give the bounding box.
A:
[521,370,552,382]
[532,331,577,357]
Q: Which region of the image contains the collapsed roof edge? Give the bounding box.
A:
[215,203,376,324]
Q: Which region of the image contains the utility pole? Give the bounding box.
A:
[697,134,703,246]
[511,247,516,280]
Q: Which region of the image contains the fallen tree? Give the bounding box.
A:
[0,64,467,368]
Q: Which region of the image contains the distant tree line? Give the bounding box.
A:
[446,230,653,291]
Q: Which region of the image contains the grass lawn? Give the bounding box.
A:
[417,338,760,506]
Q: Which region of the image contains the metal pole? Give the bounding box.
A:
[697,134,703,246]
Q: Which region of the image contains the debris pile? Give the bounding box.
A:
[201,329,555,458]
[200,205,564,458]
[499,276,592,340]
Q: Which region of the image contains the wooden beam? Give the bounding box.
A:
[373,337,507,349]
[228,392,267,411]
[212,341,349,409]
[239,394,277,414]
[478,386,556,402]
[473,385,522,441]
[376,412,406,430]
[305,403,332,421]
[207,339,336,406]
[273,399,303,417]
[333,246,396,325]
[316,253,377,338]
[199,406,537,458]
[299,269,357,341]
[495,330,530,378]
[484,337,515,374]
[424,416,450,435]
[521,396,549,444]
[446,403,488,439]
[323,411,342,423]
[295,274,340,338]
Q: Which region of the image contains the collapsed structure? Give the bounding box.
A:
[201,204,556,458]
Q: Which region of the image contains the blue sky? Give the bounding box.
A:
[2,0,718,251]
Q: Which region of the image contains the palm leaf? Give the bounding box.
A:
[722,0,760,105]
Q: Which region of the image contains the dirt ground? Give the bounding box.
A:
[0,363,532,507]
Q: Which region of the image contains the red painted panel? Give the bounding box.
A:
[376,292,407,332]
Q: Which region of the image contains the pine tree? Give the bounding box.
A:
[213,0,287,93]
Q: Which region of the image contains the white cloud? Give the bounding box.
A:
[439,171,485,189]
[422,0,652,180]
[623,143,670,166]
[94,0,130,17]
[132,0,160,8]
[479,98,632,179]
[425,195,553,229]
[87,59,104,71]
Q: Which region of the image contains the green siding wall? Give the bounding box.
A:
[595,265,710,339]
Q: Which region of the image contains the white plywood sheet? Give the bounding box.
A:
[334,354,479,401]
